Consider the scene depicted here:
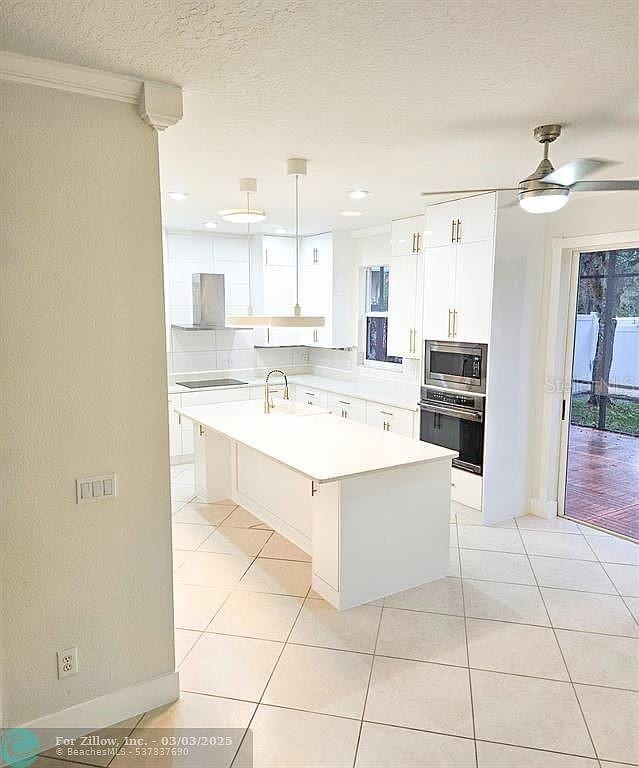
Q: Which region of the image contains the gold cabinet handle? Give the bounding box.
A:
[199,425,205,436]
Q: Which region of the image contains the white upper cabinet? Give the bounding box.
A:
[422,193,495,344]
[387,250,419,357]
[425,201,459,248]
[422,244,457,342]
[391,215,426,258]
[263,236,294,266]
[424,194,495,248]
[456,194,496,244]
[454,240,494,342]
[387,215,425,357]
[300,232,354,348]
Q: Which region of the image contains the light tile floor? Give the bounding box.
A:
[52,464,639,768]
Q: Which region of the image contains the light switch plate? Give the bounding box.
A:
[76,474,116,504]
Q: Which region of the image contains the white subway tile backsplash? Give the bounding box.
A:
[215,260,249,283]
[172,329,217,352]
[214,237,248,262]
[227,284,249,306]
[167,233,213,262]
[217,349,256,370]
[168,260,214,284]
[170,306,193,326]
[169,280,194,307]
[216,329,253,350]
[172,351,219,372]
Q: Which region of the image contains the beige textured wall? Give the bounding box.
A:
[0,81,174,726]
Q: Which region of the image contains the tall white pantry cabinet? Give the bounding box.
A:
[421,192,546,524]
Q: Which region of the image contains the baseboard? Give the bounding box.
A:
[529,497,558,519]
[17,671,179,753]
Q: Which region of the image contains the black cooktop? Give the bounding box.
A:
[176,378,248,389]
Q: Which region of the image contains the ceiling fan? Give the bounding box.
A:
[421,124,639,213]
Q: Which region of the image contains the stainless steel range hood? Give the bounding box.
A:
[172,273,247,330]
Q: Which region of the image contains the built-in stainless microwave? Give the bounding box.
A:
[424,340,488,394]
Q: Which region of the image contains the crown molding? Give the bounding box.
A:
[0,50,182,130]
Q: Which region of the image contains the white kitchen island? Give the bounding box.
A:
[177,399,457,610]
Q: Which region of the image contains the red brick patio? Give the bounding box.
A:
[565,425,639,540]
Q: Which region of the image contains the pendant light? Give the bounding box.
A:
[228,161,324,329]
[267,158,325,328]
[219,177,267,223]
[227,178,269,327]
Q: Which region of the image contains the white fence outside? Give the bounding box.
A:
[573,314,639,397]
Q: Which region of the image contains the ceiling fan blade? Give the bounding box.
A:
[542,158,617,186]
[571,179,639,192]
[420,188,517,197]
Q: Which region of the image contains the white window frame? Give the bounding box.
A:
[358,264,403,371]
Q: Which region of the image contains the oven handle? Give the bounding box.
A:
[420,402,483,423]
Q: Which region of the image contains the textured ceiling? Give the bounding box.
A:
[2,0,638,233]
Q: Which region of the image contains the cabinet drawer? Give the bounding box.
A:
[294,386,328,408]
[366,401,414,436]
[451,468,482,510]
[180,387,251,407]
[327,393,366,422]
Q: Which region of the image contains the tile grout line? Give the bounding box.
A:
[582,532,639,628]
[225,577,311,768]
[175,505,267,670]
[518,521,602,766]
[455,512,479,768]
[131,684,621,768]
[351,592,385,768]
[181,629,639,694]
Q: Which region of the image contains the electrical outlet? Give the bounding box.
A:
[57,646,78,679]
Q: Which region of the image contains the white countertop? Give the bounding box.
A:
[177,399,456,483]
[288,374,419,410]
[169,373,419,410]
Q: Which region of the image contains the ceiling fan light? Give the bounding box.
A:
[519,188,570,214]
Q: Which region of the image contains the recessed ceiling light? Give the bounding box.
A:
[168,191,189,200]
[349,189,369,200]
[340,210,363,217]
[203,221,217,229]
[274,227,287,234]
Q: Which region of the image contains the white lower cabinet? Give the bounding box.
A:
[294,386,328,408]
[169,387,251,463]
[327,393,366,422]
[450,467,483,510]
[168,395,182,459]
[366,401,414,436]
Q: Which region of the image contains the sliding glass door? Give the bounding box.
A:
[560,247,639,540]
